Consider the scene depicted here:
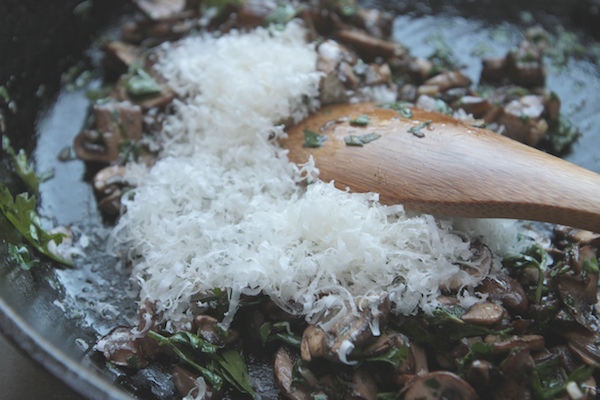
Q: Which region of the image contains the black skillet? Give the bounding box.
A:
[1,1,600,399]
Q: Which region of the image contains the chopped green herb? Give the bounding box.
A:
[378,102,413,118]
[148,330,224,390]
[361,344,409,368]
[504,244,548,304]
[213,349,257,397]
[124,64,162,98]
[2,136,53,194]
[304,129,327,148]
[8,243,39,270]
[259,321,301,348]
[0,184,73,267]
[433,99,453,115]
[344,133,381,146]
[544,114,581,154]
[408,120,432,138]
[148,330,256,397]
[0,86,9,103]
[266,3,299,26]
[349,115,370,126]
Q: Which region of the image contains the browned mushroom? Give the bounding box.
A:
[402,371,479,400]
[506,41,546,88]
[193,314,239,345]
[300,297,390,364]
[103,41,142,72]
[74,101,143,163]
[334,29,407,62]
[483,334,545,354]
[496,95,548,146]
[455,96,493,118]
[481,57,507,83]
[96,326,150,368]
[273,346,311,400]
[460,302,505,326]
[349,367,377,400]
[476,275,529,315]
[561,327,600,368]
[420,70,472,95]
[492,347,535,400]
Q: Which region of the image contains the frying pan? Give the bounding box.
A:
[1,1,600,399]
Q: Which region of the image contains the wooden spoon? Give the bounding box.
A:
[281,103,600,233]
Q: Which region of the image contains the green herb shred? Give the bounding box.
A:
[0,184,73,267]
[304,129,327,148]
[408,120,432,138]
[349,114,370,126]
[344,133,381,146]
[379,102,414,118]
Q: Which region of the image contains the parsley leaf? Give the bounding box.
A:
[304,129,327,148]
[2,136,53,194]
[344,133,381,146]
[349,115,370,126]
[0,184,73,267]
[408,120,432,138]
[124,64,162,98]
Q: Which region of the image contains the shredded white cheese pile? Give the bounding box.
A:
[113,22,522,331]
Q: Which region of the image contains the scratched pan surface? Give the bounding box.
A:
[1,1,600,399]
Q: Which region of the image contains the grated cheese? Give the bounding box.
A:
[112,22,523,330]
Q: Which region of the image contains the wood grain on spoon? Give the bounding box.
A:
[282,103,600,233]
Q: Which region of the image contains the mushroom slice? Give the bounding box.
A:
[476,275,529,315]
[421,70,472,94]
[483,334,545,354]
[193,314,239,345]
[402,371,479,400]
[96,326,149,368]
[334,29,407,62]
[273,346,311,400]
[562,327,600,368]
[460,302,504,326]
[74,101,143,163]
[349,367,377,400]
[497,95,548,146]
[300,296,390,364]
[456,96,493,119]
[492,347,535,400]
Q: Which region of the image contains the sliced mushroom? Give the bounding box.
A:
[456,96,493,118]
[349,367,377,400]
[492,347,534,400]
[481,57,507,83]
[402,371,479,400]
[476,275,529,315]
[300,297,390,364]
[461,302,505,326]
[497,95,548,146]
[74,101,143,163]
[234,0,278,29]
[483,334,545,354]
[506,41,546,88]
[96,326,149,368]
[334,29,407,62]
[273,346,311,400]
[420,70,472,94]
[561,327,600,368]
[193,314,239,345]
[103,40,142,72]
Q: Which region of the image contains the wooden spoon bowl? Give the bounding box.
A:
[282,103,600,232]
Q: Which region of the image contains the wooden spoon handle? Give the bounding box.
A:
[283,103,600,232]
